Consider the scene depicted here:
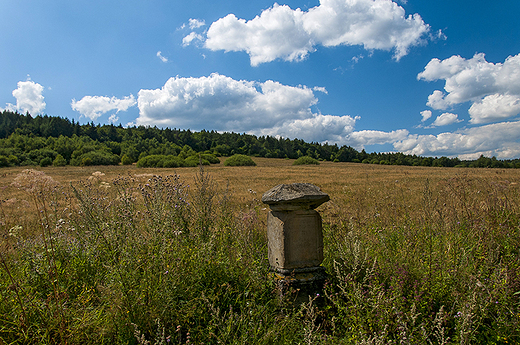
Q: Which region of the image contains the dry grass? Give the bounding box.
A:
[2,158,520,343]
[2,157,519,226]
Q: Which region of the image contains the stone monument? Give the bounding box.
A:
[262,183,329,294]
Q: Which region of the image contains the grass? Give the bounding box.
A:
[1,158,520,343]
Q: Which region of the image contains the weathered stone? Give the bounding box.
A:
[262,183,329,297]
[267,210,324,270]
[261,183,330,211]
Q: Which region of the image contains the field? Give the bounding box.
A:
[1,158,520,344]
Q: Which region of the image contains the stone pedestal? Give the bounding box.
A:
[262,183,329,294]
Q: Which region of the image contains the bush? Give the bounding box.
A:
[162,156,185,168]
[121,154,133,166]
[53,154,67,166]
[185,155,210,167]
[0,155,9,167]
[70,150,121,166]
[224,154,256,166]
[293,156,320,165]
[136,153,219,168]
[198,153,220,164]
[8,155,19,166]
[40,157,53,167]
[136,155,169,168]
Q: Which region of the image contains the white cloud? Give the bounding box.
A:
[136,73,360,144]
[313,86,328,94]
[393,121,520,159]
[468,94,520,124]
[108,114,119,124]
[201,0,431,66]
[430,112,461,127]
[189,18,205,30]
[4,80,46,115]
[426,90,449,110]
[182,32,204,47]
[71,95,136,121]
[255,114,358,144]
[420,110,432,122]
[418,53,520,123]
[348,129,409,149]
[133,69,520,159]
[157,51,168,63]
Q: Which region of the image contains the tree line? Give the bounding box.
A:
[0,110,518,168]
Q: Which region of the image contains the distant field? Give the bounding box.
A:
[2,157,520,222]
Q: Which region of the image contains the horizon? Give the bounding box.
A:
[1,0,520,159]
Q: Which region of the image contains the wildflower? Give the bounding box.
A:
[91,171,105,177]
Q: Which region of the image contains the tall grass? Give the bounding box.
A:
[1,168,519,344]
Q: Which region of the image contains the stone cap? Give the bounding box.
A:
[262,183,330,210]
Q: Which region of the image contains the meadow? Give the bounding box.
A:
[1,158,519,344]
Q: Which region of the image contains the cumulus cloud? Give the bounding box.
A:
[425,90,449,110]
[430,112,461,127]
[394,121,520,159]
[469,94,520,124]
[255,115,358,144]
[136,73,362,143]
[71,95,136,121]
[200,0,431,65]
[420,110,432,122]
[418,53,520,124]
[3,80,46,115]
[348,129,409,149]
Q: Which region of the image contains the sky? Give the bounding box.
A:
[1,0,520,159]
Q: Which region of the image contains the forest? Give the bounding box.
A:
[0,110,518,168]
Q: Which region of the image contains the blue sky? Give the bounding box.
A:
[2,0,520,159]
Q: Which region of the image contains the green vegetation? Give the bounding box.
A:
[1,167,519,343]
[2,110,520,168]
[224,154,257,166]
[293,155,320,165]
[136,154,216,168]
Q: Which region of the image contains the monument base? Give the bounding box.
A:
[269,266,327,305]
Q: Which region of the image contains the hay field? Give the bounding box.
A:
[2,158,520,343]
[2,157,519,227]
[2,158,517,203]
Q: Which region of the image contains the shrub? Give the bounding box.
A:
[121,154,133,165]
[293,156,320,165]
[162,156,186,168]
[40,157,53,167]
[70,150,120,166]
[53,154,67,166]
[136,153,218,168]
[8,155,19,166]
[0,155,9,167]
[224,154,256,166]
[199,153,220,164]
[136,154,168,168]
[185,155,210,167]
